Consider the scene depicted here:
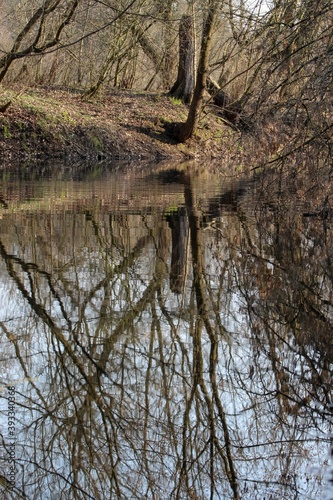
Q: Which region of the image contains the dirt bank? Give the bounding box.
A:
[0,86,248,165]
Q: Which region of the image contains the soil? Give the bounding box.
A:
[0,85,252,166]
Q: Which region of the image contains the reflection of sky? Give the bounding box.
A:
[0,281,23,322]
[0,247,328,498]
[0,180,331,498]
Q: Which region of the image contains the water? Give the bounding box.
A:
[0,161,332,499]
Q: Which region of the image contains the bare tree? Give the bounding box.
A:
[0,0,82,84]
[177,0,219,142]
[169,15,195,103]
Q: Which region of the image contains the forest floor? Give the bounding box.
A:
[0,85,270,169]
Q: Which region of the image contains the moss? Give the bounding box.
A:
[169,96,183,106]
[87,132,104,150]
[3,124,11,139]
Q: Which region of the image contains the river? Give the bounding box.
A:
[0,161,332,499]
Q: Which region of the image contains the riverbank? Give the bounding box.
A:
[0,85,258,166]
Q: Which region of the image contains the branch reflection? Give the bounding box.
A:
[0,167,331,499]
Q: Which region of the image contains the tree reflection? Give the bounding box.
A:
[0,168,332,499]
[166,207,189,295]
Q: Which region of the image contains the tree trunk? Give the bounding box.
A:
[177,2,218,143]
[169,15,195,104]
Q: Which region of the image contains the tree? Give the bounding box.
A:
[169,15,195,103]
[0,0,82,84]
[81,0,178,96]
[177,0,219,142]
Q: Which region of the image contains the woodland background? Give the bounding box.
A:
[0,0,332,156]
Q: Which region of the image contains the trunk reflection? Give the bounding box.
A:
[0,164,332,499]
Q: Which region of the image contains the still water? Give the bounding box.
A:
[0,161,332,499]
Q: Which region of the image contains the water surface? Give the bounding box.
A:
[0,162,332,499]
